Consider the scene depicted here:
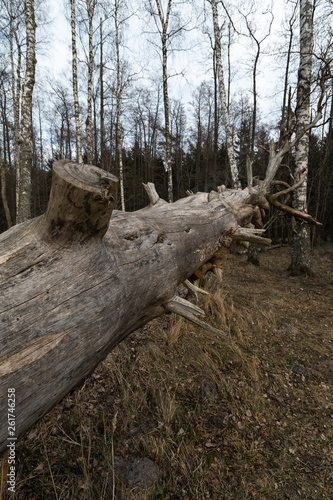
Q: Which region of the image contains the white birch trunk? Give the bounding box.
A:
[163,32,173,202]
[85,0,94,165]
[71,0,83,164]
[155,0,173,202]
[17,0,36,223]
[100,17,105,170]
[210,0,241,189]
[10,5,22,222]
[116,109,125,211]
[290,0,313,274]
[115,0,125,211]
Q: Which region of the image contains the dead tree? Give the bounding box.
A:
[0,110,323,454]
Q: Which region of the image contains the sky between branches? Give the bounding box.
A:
[38,0,330,135]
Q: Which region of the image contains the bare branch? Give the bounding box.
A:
[270,178,305,200]
[265,194,322,226]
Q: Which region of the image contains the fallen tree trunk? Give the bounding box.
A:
[0,160,294,453]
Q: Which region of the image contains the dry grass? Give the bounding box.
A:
[1,246,333,499]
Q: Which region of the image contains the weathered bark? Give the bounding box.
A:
[210,0,241,189]
[290,0,313,275]
[0,160,263,454]
[17,0,36,224]
[71,0,83,164]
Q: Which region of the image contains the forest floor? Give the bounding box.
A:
[1,246,333,500]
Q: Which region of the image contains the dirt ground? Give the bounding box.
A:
[1,246,333,499]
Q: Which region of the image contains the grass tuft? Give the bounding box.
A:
[1,247,332,499]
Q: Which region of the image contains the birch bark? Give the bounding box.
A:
[71,0,83,164]
[85,0,95,165]
[210,0,241,189]
[17,0,36,223]
[100,17,105,170]
[290,0,313,274]
[114,0,125,211]
[154,0,173,202]
[9,2,22,222]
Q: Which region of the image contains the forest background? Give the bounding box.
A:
[0,0,332,245]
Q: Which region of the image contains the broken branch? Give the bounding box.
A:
[266,194,322,226]
[164,296,228,337]
[184,279,209,297]
[232,227,272,246]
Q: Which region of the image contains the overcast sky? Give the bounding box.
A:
[39,0,300,128]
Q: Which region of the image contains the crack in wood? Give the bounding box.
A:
[0,331,68,376]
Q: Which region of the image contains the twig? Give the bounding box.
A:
[42,428,59,500]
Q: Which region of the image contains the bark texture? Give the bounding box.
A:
[0,160,261,454]
[17,0,36,223]
[210,0,241,189]
[290,0,313,275]
[100,17,105,170]
[115,0,125,211]
[71,0,83,164]
[85,0,95,165]
[154,0,173,202]
[9,3,22,222]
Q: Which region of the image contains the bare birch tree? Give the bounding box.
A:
[71,0,83,164]
[85,0,96,165]
[6,0,24,221]
[99,17,105,170]
[17,0,36,223]
[243,8,273,159]
[0,77,12,227]
[112,0,139,210]
[280,2,298,133]
[149,0,173,201]
[148,0,186,201]
[289,0,314,274]
[114,0,125,211]
[209,0,241,189]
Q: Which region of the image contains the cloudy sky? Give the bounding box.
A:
[39,0,299,126]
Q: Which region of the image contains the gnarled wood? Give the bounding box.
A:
[0,160,260,453]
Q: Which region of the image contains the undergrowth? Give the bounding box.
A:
[1,247,332,499]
